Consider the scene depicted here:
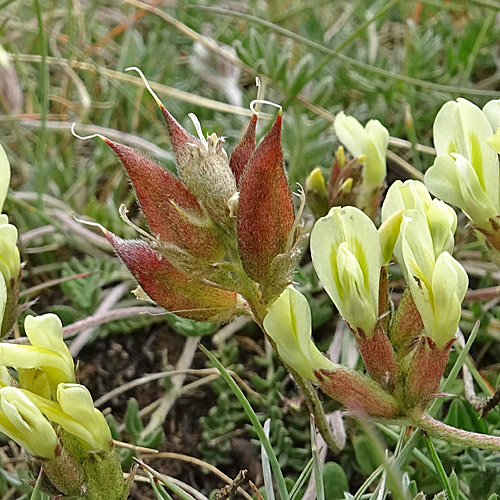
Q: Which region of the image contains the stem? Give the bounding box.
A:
[414,413,500,451]
[287,363,344,453]
[251,301,342,453]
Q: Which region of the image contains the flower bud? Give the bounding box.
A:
[159,105,200,172]
[305,167,329,219]
[325,148,364,214]
[334,112,388,212]
[229,114,257,185]
[263,286,336,380]
[389,289,424,350]
[0,387,58,458]
[237,113,296,286]
[0,314,75,397]
[178,129,238,229]
[104,139,224,260]
[310,206,381,336]
[315,368,398,418]
[106,231,244,322]
[404,336,452,409]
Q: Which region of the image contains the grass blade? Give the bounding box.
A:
[199,343,289,500]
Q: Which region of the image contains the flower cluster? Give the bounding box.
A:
[424,98,500,259]
[0,143,21,337]
[0,312,126,499]
[265,180,468,417]
[0,149,124,499]
[98,69,304,324]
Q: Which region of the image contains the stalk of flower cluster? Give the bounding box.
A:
[412,412,500,451]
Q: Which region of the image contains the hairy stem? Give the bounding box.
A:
[414,412,500,451]
[292,369,343,453]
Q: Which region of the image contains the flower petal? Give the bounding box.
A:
[0,387,58,458]
[263,286,335,379]
[433,98,498,209]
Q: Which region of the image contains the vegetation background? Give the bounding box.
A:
[1,0,500,498]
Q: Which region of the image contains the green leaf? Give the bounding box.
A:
[322,462,349,500]
[354,436,379,475]
[124,398,143,439]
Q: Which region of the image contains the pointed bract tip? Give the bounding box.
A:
[125,66,165,110]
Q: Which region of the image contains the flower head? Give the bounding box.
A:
[0,314,75,398]
[310,206,382,336]
[0,387,58,458]
[424,98,500,230]
[94,70,302,319]
[382,180,457,258]
[397,210,468,349]
[263,286,335,380]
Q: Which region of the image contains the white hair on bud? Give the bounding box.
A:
[125,66,165,109]
[70,123,106,141]
[72,214,106,233]
[118,204,158,243]
[255,76,262,104]
[249,99,282,116]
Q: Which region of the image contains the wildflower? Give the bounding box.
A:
[90,69,303,323]
[264,286,398,418]
[396,210,468,349]
[333,112,389,217]
[0,144,21,337]
[0,387,58,458]
[381,180,457,258]
[263,285,335,380]
[0,314,75,398]
[310,206,381,336]
[424,98,500,231]
[0,311,126,499]
[25,383,112,452]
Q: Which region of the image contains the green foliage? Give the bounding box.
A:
[3,0,500,498]
[57,256,163,339]
[322,462,349,500]
[198,342,248,466]
[199,341,310,476]
[166,316,220,338]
